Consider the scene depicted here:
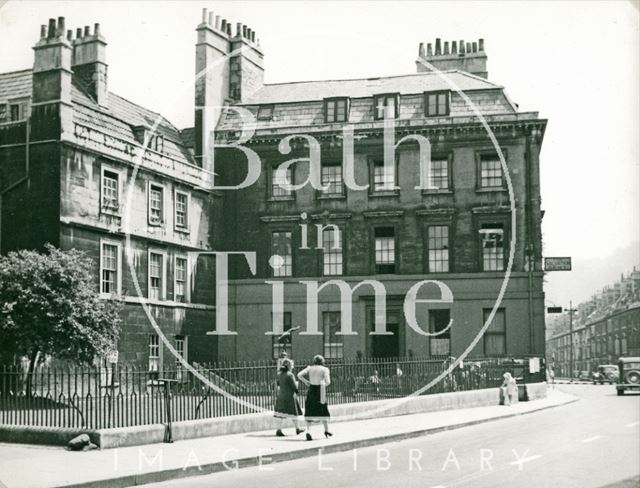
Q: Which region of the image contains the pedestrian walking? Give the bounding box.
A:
[501,372,518,406]
[297,355,332,441]
[273,358,304,436]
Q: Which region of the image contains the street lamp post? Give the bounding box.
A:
[565,301,578,382]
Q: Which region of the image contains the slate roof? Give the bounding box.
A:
[180,127,195,149]
[0,68,194,165]
[0,69,32,101]
[243,70,502,105]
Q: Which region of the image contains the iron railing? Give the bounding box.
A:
[0,356,545,429]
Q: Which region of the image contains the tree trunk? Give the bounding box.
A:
[25,350,38,397]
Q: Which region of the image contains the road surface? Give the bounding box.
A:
[147,385,640,488]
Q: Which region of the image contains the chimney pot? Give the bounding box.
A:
[418,42,425,57]
[452,40,457,54]
[479,38,485,51]
[40,24,47,38]
[221,19,227,31]
[94,23,100,36]
[67,30,72,41]
[215,15,221,29]
[247,27,252,39]
[242,25,248,38]
[208,12,214,26]
[427,43,433,56]
[472,42,477,53]
[251,31,256,42]
[201,8,207,23]
[76,27,82,39]
[84,26,91,37]
[466,42,471,53]
[47,18,56,39]
[226,23,231,36]
[435,38,441,55]
[57,17,65,37]
[236,22,242,37]
[444,41,449,55]
[459,40,465,53]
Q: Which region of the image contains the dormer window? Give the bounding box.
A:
[8,101,29,122]
[153,135,164,153]
[425,90,450,117]
[257,105,274,121]
[373,93,399,120]
[324,97,349,123]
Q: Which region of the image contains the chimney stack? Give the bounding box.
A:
[32,16,73,139]
[416,37,488,79]
[194,8,265,172]
[71,21,108,106]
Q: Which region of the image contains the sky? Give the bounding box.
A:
[0,0,638,304]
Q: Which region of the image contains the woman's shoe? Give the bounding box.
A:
[296,428,305,435]
[306,433,313,441]
[324,431,333,438]
[276,429,285,437]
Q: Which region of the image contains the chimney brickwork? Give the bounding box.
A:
[417,37,488,79]
[31,17,73,140]
[194,8,264,172]
[71,23,108,107]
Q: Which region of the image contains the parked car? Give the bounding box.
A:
[578,370,590,381]
[616,357,640,396]
[592,364,619,384]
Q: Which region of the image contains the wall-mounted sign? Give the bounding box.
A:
[544,257,572,271]
[547,306,563,314]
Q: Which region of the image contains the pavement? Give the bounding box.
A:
[0,388,578,488]
[141,384,638,488]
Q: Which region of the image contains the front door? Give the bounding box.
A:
[369,307,402,358]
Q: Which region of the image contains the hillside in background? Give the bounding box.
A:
[544,241,640,307]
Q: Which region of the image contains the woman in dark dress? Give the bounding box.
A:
[273,358,304,436]
[297,355,332,440]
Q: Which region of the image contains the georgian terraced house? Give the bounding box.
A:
[0,10,547,366]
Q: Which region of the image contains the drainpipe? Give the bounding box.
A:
[525,129,535,355]
[0,119,31,252]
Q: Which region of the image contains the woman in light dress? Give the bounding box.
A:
[297,355,332,440]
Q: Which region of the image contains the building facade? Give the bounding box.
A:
[195,11,548,361]
[546,269,640,376]
[0,17,219,368]
[1,10,548,367]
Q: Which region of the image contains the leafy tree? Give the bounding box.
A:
[0,244,122,383]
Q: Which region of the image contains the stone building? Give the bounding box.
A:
[0,17,219,368]
[1,10,548,367]
[546,268,640,376]
[192,10,548,361]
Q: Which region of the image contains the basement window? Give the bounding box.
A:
[257,105,274,121]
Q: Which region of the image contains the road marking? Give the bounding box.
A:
[625,421,639,428]
[509,454,541,467]
[582,435,602,443]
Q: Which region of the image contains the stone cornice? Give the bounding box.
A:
[259,215,300,223]
[471,205,512,214]
[216,113,547,146]
[362,210,404,219]
[415,208,456,218]
[310,211,353,221]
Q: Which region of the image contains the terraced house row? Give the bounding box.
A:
[0,10,547,367]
